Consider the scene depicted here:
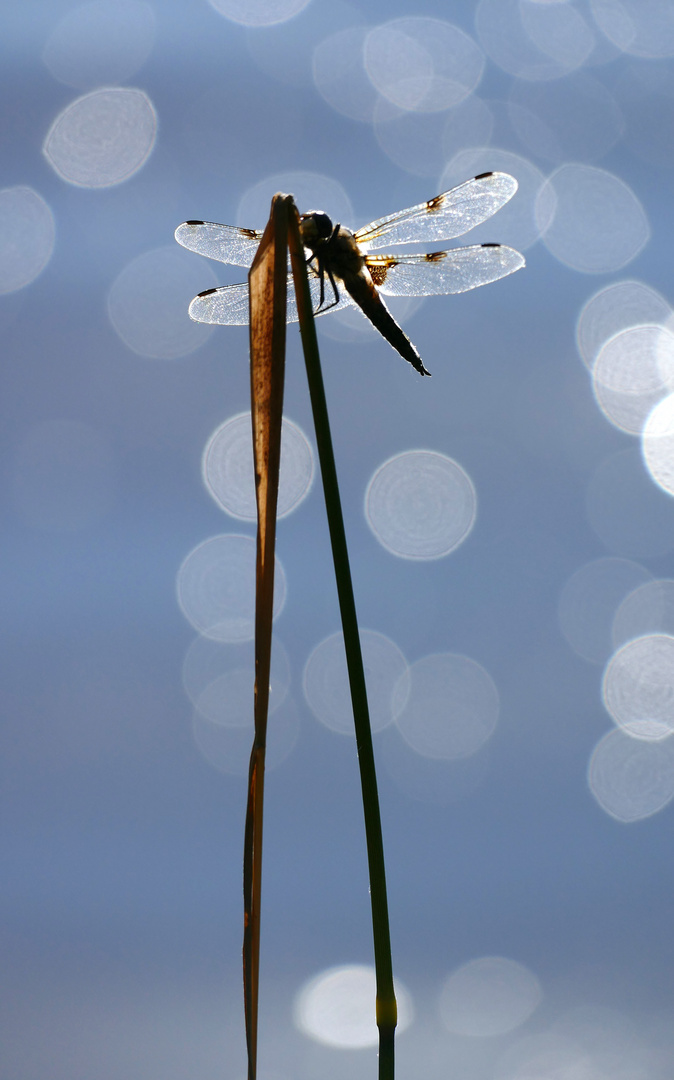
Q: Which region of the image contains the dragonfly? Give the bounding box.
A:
[175,171,524,377]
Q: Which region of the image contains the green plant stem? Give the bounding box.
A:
[288,208,397,1080]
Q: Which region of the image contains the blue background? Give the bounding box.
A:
[2,1,674,1077]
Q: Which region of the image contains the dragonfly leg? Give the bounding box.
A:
[312,253,343,315]
[318,264,341,312]
[313,224,342,312]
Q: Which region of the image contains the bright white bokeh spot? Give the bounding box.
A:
[508,72,624,164]
[374,95,494,180]
[536,164,649,274]
[43,87,157,187]
[183,635,291,717]
[10,419,116,532]
[476,0,594,80]
[558,557,653,664]
[395,653,499,760]
[41,0,156,89]
[441,148,545,251]
[176,533,287,642]
[643,393,674,495]
[586,448,674,557]
[576,280,672,372]
[207,0,311,26]
[0,186,55,294]
[364,18,485,113]
[312,26,379,123]
[613,579,674,651]
[365,451,476,560]
[592,325,674,434]
[238,170,353,230]
[202,412,314,520]
[439,957,542,1037]
[107,246,217,359]
[603,634,674,739]
[294,965,413,1048]
[588,726,674,821]
[193,696,299,775]
[303,630,410,736]
[589,0,674,58]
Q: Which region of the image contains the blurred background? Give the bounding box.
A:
[3,0,674,1077]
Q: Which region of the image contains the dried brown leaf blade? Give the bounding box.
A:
[243,193,290,1080]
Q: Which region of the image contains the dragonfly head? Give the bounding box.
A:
[299,211,333,251]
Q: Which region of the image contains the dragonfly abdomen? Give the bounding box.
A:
[343,270,431,377]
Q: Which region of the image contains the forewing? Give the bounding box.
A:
[367,244,525,296]
[355,172,518,251]
[175,221,264,268]
[187,272,355,325]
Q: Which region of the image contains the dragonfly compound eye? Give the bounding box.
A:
[304,211,333,238]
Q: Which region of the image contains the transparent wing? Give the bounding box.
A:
[188,272,356,325]
[175,220,264,268]
[354,172,518,252]
[366,244,525,297]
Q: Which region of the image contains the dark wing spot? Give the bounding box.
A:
[425,251,447,263]
[185,219,205,225]
[474,171,493,180]
[198,287,218,297]
[426,194,445,212]
[240,227,260,239]
[369,261,396,286]
[481,243,501,248]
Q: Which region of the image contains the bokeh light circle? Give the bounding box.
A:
[440,148,546,251]
[364,18,485,113]
[558,557,653,664]
[182,635,291,717]
[176,533,286,642]
[476,0,594,80]
[588,727,674,821]
[41,0,156,89]
[193,697,299,775]
[365,450,476,560]
[642,393,674,495]
[303,630,410,736]
[312,26,378,124]
[107,246,217,359]
[576,280,672,372]
[536,164,649,274]
[207,0,311,27]
[589,0,674,59]
[439,957,542,1037]
[592,325,674,434]
[203,412,314,520]
[613,579,674,649]
[603,634,674,739]
[294,965,413,1048]
[394,653,499,760]
[43,87,157,188]
[0,186,55,294]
